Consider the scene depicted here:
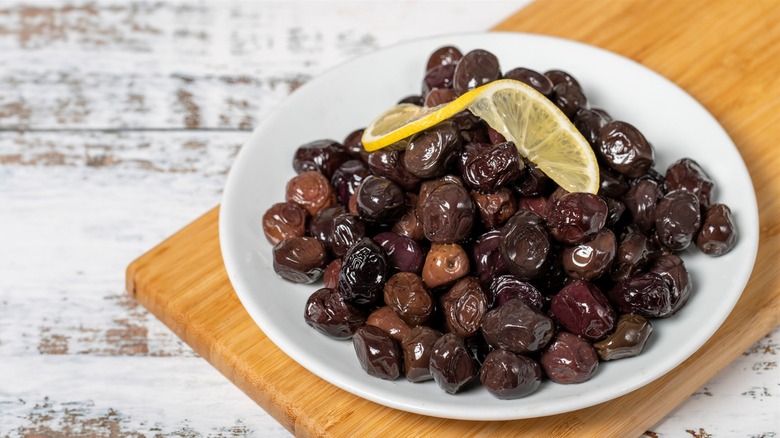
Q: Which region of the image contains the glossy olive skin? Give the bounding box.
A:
[500,210,550,280]
[650,254,692,315]
[597,121,655,178]
[422,243,470,289]
[338,237,390,305]
[401,326,443,382]
[422,63,457,94]
[331,159,370,206]
[547,193,608,244]
[461,141,522,192]
[549,280,616,341]
[404,121,462,179]
[453,49,501,96]
[342,128,367,161]
[355,175,406,225]
[384,272,434,327]
[426,45,463,71]
[512,159,550,196]
[262,202,308,245]
[540,331,599,384]
[655,189,701,251]
[561,228,616,280]
[593,313,653,361]
[425,88,457,107]
[480,349,543,399]
[292,139,350,179]
[366,149,421,192]
[696,203,738,256]
[481,299,554,354]
[323,258,341,289]
[490,275,544,310]
[272,236,329,284]
[429,333,478,394]
[440,277,488,338]
[304,287,366,339]
[599,166,630,199]
[285,170,338,216]
[472,230,509,287]
[504,67,553,96]
[367,306,411,343]
[352,325,402,380]
[392,193,425,241]
[666,158,714,208]
[545,69,581,88]
[611,225,653,281]
[372,231,425,274]
[603,196,626,228]
[552,82,587,119]
[574,108,612,146]
[608,272,673,318]
[309,206,346,246]
[471,188,517,229]
[623,179,661,236]
[420,179,475,244]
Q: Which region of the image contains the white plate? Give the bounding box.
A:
[219,33,758,420]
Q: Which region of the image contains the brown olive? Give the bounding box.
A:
[540,331,599,384]
[593,313,653,361]
[500,210,550,280]
[597,121,655,178]
[285,170,338,216]
[549,280,616,341]
[392,193,425,241]
[666,158,714,208]
[384,272,434,327]
[401,326,443,383]
[453,49,501,96]
[470,188,517,229]
[561,229,616,280]
[262,202,307,245]
[352,325,402,380]
[420,181,475,243]
[440,277,488,337]
[323,258,342,289]
[429,333,478,394]
[367,306,411,343]
[655,189,701,251]
[304,287,365,339]
[404,121,462,179]
[481,298,554,354]
[696,203,737,256]
[426,45,463,71]
[422,243,470,288]
[272,236,328,284]
[480,349,542,399]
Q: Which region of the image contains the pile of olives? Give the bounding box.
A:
[262,45,738,399]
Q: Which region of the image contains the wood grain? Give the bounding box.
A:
[126,0,780,436]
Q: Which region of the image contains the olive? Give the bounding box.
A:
[512,159,550,196]
[574,108,612,146]
[471,187,517,230]
[481,298,554,354]
[696,203,738,256]
[262,202,308,245]
[422,243,470,289]
[285,170,338,216]
[440,277,488,337]
[655,189,701,251]
[367,306,412,343]
[429,333,478,394]
[420,179,475,243]
[355,175,405,225]
[461,141,522,192]
[665,158,714,208]
[480,349,542,399]
[608,272,673,318]
[404,121,462,179]
[597,121,655,178]
[401,326,443,382]
[331,159,370,206]
[352,325,402,380]
[561,228,616,280]
[552,82,587,119]
[338,237,390,305]
[292,139,350,179]
[598,165,630,199]
[391,193,425,241]
[323,258,342,289]
[422,63,457,95]
[367,149,421,191]
[472,230,508,288]
[490,275,544,310]
[623,179,661,236]
[397,95,424,106]
[304,287,365,339]
[373,231,425,274]
[549,280,616,341]
[603,196,626,229]
[453,49,501,96]
[504,67,553,96]
[650,254,692,315]
[309,205,346,246]
[517,195,549,218]
[272,236,328,284]
[330,214,367,258]
[611,225,653,281]
[425,88,457,107]
[426,45,463,71]
[544,69,581,89]
[342,128,368,161]
[384,272,434,327]
[547,192,608,244]
[540,331,599,384]
[593,314,653,361]
[500,210,550,280]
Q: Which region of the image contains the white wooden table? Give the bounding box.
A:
[0,1,777,436]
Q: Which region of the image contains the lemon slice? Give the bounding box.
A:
[361,79,599,194]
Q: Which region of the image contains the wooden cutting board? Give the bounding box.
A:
[126,1,780,436]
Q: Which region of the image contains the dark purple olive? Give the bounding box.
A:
[293,139,350,179]
[330,214,367,258]
[552,82,587,119]
[429,333,478,394]
[401,326,442,382]
[500,210,550,280]
[480,349,542,399]
[487,126,507,144]
[343,128,368,161]
[481,298,554,354]
[372,232,425,274]
[608,272,673,318]
[309,205,346,246]
[355,175,405,225]
[272,236,328,284]
[262,202,308,245]
[574,108,612,146]
[504,67,553,96]
[550,280,616,341]
[472,229,509,288]
[599,166,630,198]
[597,121,655,178]
[512,159,551,196]
[425,88,457,107]
[338,237,390,305]
[440,277,488,337]
[453,49,501,96]
[517,195,548,218]
[490,275,544,310]
[547,192,608,244]
[561,228,616,280]
[666,158,714,208]
[417,174,465,207]
[366,149,421,192]
[655,189,701,251]
[384,272,434,327]
[545,69,581,88]
[420,179,475,243]
[331,159,370,206]
[422,63,457,95]
[603,196,626,228]
[623,179,661,236]
[462,141,522,192]
[471,188,517,230]
[593,313,653,361]
[404,121,462,179]
[540,331,599,384]
[532,244,569,296]
[696,204,738,256]
[352,325,402,380]
[611,225,653,281]
[304,287,366,339]
[650,254,692,315]
[426,45,463,71]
